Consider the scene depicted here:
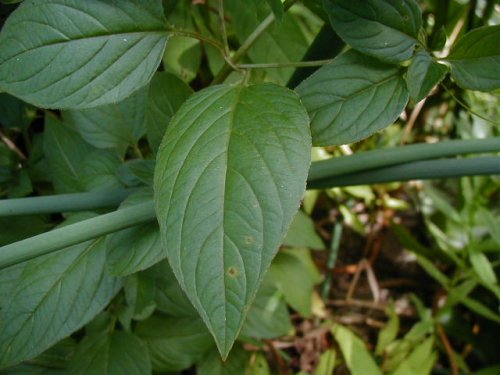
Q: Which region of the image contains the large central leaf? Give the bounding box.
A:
[0,0,168,109]
[154,83,311,357]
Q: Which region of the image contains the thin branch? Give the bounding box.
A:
[217,0,230,56]
[437,323,459,375]
[0,130,27,160]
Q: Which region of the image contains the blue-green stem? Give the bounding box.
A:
[0,189,135,216]
[0,201,155,269]
[308,138,500,182]
[308,156,500,189]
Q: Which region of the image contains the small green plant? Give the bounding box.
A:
[0,0,498,373]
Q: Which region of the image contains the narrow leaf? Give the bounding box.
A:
[0,238,122,367]
[154,83,311,357]
[447,25,500,91]
[296,50,409,146]
[68,331,151,375]
[324,0,422,63]
[406,50,448,102]
[0,0,168,109]
[332,324,383,375]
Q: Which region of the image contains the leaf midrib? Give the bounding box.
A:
[0,238,104,363]
[0,30,168,64]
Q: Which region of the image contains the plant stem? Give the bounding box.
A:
[0,201,156,269]
[308,138,500,182]
[0,189,135,216]
[308,156,500,189]
[211,0,298,84]
[218,0,230,56]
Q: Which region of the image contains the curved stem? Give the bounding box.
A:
[0,201,156,269]
[441,84,500,125]
[308,138,500,182]
[166,26,239,71]
[308,156,500,189]
[211,0,298,84]
[0,189,135,216]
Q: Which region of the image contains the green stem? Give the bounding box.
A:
[211,0,297,84]
[0,201,156,269]
[0,189,135,216]
[308,138,500,182]
[308,156,500,189]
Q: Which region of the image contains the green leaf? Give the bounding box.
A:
[162,36,201,83]
[80,149,123,191]
[136,314,214,372]
[63,86,148,151]
[240,281,293,339]
[332,324,383,375]
[68,331,151,375]
[145,72,193,153]
[224,0,309,84]
[296,49,409,146]
[284,210,324,249]
[474,365,500,375]
[0,237,121,368]
[43,115,95,193]
[375,302,400,355]
[0,0,168,109]
[154,83,311,357]
[117,159,155,187]
[314,349,336,375]
[0,93,34,129]
[248,353,271,375]
[476,206,500,247]
[0,215,51,246]
[106,190,165,276]
[197,344,250,375]
[1,338,75,375]
[123,273,156,321]
[267,248,321,317]
[446,25,500,91]
[324,0,421,63]
[265,0,284,22]
[469,250,498,286]
[406,50,448,102]
[148,260,198,317]
[392,337,437,375]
